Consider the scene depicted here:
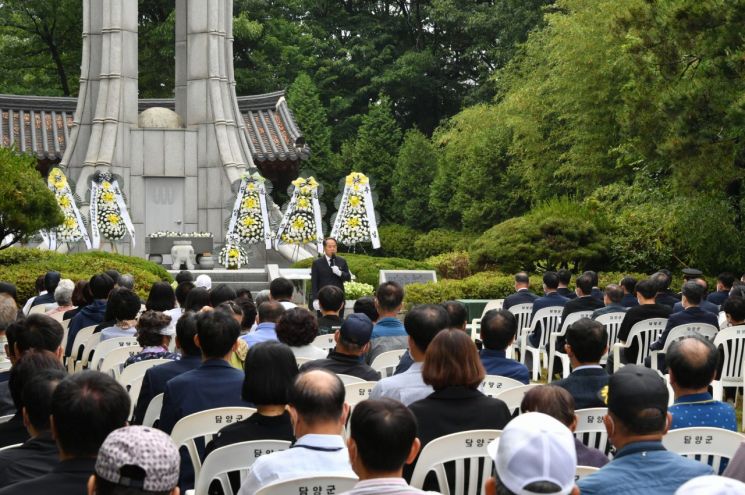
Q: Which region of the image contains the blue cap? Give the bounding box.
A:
[340,313,373,345]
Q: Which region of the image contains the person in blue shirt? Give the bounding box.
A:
[577,365,712,495]
[479,309,529,384]
[367,282,407,364]
[667,336,737,432]
[241,300,284,348]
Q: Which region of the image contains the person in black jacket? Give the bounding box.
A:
[311,238,351,305]
[407,329,511,488]
[554,319,609,409]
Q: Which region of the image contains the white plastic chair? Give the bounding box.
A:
[59,318,71,350]
[612,318,667,372]
[89,336,140,371]
[66,324,97,371]
[508,303,534,340]
[73,331,103,372]
[594,312,626,364]
[492,384,540,416]
[100,345,141,377]
[28,304,47,315]
[171,407,257,481]
[469,299,504,340]
[344,381,376,407]
[480,375,524,398]
[143,393,164,427]
[294,356,312,366]
[191,440,291,495]
[649,323,718,371]
[662,427,745,473]
[370,349,406,378]
[118,359,172,419]
[255,474,358,495]
[336,373,365,386]
[575,466,600,480]
[0,443,21,452]
[547,311,594,383]
[313,334,336,351]
[714,325,745,389]
[0,361,10,372]
[0,414,14,424]
[574,408,610,456]
[409,429,502,495]
[518,306,563,381]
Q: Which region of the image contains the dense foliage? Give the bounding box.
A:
[0,248,171,301]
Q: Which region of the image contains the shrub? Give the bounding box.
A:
[292,253,433,288]
[469,198,610,273]
[413,229,476,259]
[425,251,472,280]
[0,248,172,301]
[375,224,422,259]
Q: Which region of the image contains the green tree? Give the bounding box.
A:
[343,96,402,222]
[0,149,64,249]
[391,129,437,229]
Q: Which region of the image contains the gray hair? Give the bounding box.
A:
[118,273,135,290]
[254,289,271,308]
[54,279,75,306]
[0,294,17,331]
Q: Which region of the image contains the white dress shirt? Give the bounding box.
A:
[369,362,433,406]
[238,434,355,495]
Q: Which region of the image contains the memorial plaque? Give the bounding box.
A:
[379,270,437,287]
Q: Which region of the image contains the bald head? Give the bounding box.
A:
[666,336,717,391]
[290,369,345,426]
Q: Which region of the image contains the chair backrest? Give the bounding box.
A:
[89,336,140,371]
[28,304,47,315]
[344,381,376,407]
[625,318,668,365]
[370,349,406,378]
[480,299,504,317]
[99,345,141,377]
[255,474,358,495]
[594,312,626,354]
[313,334,336,351]
[575,466,600,480]
[574,408,610,456]
[527,306,564,348]
[662,427,745,473]
[0,414,14,424]
[492,384,540,416]
[171,406,257,480]
[409,429,502,495]
[508,303,534,334]
[480,375,525,398]
[67,324,97,365]
[719,311,730,330]
[294,356,312,367]
[560,311,594,334]
[0,443,21,452]
[194,440,291,495]
[336,373,365,386]
[60,318,71,350]
[119,359,172,419]
[713,325,745,386]
[143,393,164,427]
[660,323,718,352]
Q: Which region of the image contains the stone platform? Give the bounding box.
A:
[168,268,270,296]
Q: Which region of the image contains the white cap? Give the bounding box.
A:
[676,476,745,495]
[487,412,576,495]
[195,274,212,290]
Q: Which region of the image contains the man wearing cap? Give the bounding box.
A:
[300,313,381,381]
[87,426,180,495]
[577,365,712,495]
[485,412,579,495]
[238,369,355,495]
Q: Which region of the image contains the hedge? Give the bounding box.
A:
[404,271,659,306]
[292,253,433,287]
[0,248,172,301]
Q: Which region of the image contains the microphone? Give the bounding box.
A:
[330,254,336,267]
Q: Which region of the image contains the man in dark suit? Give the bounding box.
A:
[556,269,576,300]
[709,272,735,307]
[559,273,604,330]
[502,272,538,310]
[672,278,720,315]
[620,276,639,308]
[554,318,609,409]
[650,281,719,353]
[29,272,60,309]
[583,270,604,303]
[653,270,681,308]
[531,272,569,318]
[311,237,351,306]
[159,310,250,491]
[132,313,201,425]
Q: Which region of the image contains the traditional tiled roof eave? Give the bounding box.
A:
[0,91,310,163]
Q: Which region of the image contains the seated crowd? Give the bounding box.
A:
[1,263,745,495]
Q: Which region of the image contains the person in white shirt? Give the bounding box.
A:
[238,369,355,494]
[270,277,297,310]
[342,398,427,495]
[370,304,449,406]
